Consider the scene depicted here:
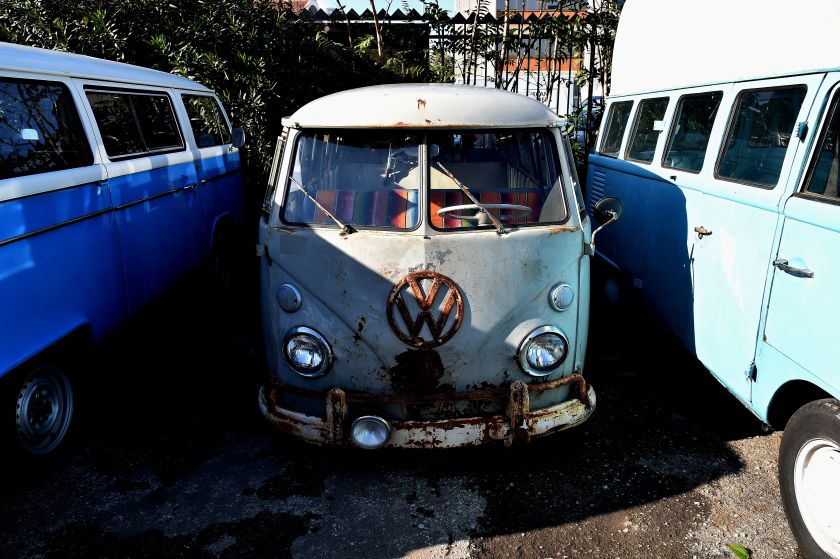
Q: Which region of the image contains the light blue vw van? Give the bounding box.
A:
[0,43,245,459]
[587,1,840,557]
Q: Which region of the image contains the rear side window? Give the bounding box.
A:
[599,101,633,157]
[0,78,92,180]
[663,91,723,173]
[802,92,840,200]
[86,90,183,159]
[182,95,230,148]
[717,86,807,187]
[626,97,669,163]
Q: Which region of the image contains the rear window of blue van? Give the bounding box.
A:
[0,78,92,179]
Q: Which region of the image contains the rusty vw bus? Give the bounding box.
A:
[257,84,619,448]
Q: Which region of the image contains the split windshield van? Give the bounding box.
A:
[587,1,840,557]
[258,84,620,449]
[0,43,245,459]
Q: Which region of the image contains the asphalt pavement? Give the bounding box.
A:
[0,270,804,559]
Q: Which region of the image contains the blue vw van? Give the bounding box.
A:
[587,1,840,557]
[0,43,245,459]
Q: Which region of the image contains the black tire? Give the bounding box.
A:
[2,365,75,463]
[779,398,840,559]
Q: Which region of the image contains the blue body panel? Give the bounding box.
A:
[0,180,126,375]
[110,160,203,312]
[0,153,243,380]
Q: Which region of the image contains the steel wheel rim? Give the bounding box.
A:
[15,367,73,455]
[794,437,840,558]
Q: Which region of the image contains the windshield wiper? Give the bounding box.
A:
[288,175,356,235]
[435,162,506,235]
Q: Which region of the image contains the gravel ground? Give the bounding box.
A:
[0,274,805,559]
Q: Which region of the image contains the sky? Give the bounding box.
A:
[316,0,455,15]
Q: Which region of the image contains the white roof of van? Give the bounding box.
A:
[0,42,210,91]
[610,0,840,97]
[284,84,564,128]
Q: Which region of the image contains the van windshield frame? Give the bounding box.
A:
[280,128,570,233]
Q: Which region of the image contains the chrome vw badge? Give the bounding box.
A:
[387,271,464,348]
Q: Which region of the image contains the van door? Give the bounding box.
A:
[179,93,244,258]
[689,75,823,402]
[763,79,840,394]
[83,86,202,312]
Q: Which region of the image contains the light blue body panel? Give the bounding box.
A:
[587,72,840,423]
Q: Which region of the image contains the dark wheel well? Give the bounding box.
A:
[767,380,833,430]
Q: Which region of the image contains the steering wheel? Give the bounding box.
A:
[436,204,532,221]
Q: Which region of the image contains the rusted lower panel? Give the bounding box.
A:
[258,377,595,449]
[271,373,589,405]
[506,380,530,447]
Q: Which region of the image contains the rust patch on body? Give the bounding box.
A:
[389,348,445,393]
[548,225,579,235]
[417,98,426,109]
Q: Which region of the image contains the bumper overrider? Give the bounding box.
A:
[258,374,595,448]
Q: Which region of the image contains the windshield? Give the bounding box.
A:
[283,130,422,230]
[282,129,567,231]
[429,129,566,229]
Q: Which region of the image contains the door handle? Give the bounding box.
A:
[773,258,814,278]
[694,226,712,239]
[184,183,197,192]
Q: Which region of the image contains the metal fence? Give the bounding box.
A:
[307,7,603,120]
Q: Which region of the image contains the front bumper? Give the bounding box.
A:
[258,374,595,448]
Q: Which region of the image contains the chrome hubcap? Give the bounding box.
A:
[15,367,73,455]
[794,438,840,558]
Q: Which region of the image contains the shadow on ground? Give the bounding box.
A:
[0,262,767,559]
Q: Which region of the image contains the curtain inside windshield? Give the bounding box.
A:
[428,130,566,229]
[283,130,421,230]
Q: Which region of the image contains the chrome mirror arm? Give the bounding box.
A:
[585,210,617,256]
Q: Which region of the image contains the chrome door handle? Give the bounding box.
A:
[694,226,712,239]
[773,258,814,278]
[184,183,197,192]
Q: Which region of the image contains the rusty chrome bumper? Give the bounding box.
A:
[258,374,595,448]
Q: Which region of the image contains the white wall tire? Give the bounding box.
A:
[780,399,840,559]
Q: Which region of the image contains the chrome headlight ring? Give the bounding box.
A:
[516,325,569,377]
[283,326,333,377]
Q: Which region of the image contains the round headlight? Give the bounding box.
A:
[517,326,569,377]
[283,326,332,377]
[548,283,574,312]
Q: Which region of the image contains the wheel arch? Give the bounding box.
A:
[767,379,835,431]
[1,323,93,383]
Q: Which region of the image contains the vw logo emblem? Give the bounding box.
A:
[387,271,465,348]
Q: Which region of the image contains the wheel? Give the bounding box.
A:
[779,398,840,559]
[436,203,532,221]
[10,366,75,456]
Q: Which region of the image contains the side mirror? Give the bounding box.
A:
[231,127,246,149]
[594,196,623,224]
[587,196,623,256]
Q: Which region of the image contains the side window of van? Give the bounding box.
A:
[599,101,633,157]
[0,78,92,179]
[802,93,840,200]
[717,86,807,187]
[86,90,183,159]
[182,95,231,148]
[663,91,723,173]
[626,97,669,163]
